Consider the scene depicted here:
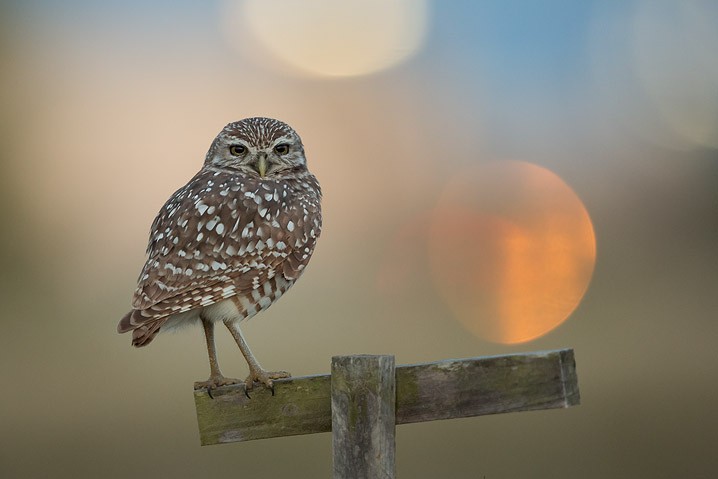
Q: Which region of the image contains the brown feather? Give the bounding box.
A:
[131,319,165,347]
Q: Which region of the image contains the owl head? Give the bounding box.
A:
[205,117,307,178]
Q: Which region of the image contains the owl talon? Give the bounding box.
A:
[194,375,240,397]
[244,370,291,394]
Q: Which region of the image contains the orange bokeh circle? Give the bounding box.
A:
[428,161,596,344]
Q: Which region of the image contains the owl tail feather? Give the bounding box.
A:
[117,310,164,347]
[117,310,135,334]
[131,321,162,347]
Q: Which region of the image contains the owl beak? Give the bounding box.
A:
[255,155,268,178]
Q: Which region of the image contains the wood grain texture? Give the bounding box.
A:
[331,355,396,479]
[194,374,331,444]
[194,349,579,445]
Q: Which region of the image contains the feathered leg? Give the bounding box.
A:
[225,320,290,392]
[193,316,239,392]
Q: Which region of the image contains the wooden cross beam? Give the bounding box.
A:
[195,349,578,477]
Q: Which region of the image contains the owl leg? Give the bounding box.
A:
[194,316,240,393]
[225,321,290,393]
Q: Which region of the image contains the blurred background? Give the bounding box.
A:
[1,0,717,477]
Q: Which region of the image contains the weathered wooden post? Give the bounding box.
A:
[193,349,580,477]
[331,355,396,479]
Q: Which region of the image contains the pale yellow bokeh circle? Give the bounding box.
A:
[632,1,718,150]
[588,1,718,151]
[222,0,429,77]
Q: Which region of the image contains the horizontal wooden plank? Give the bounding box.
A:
[194,374,331,444]
[395,348,579,424]
[194,349,579,445]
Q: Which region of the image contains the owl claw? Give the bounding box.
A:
[244,369,291,395]
[194,375,240,398]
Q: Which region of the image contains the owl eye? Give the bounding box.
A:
[229,144,247,156]
[274,143,290,155]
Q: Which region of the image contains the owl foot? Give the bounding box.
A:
[194,375,240,398]
[244,369,291,396]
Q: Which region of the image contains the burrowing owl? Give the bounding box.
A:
[117,117,322,392]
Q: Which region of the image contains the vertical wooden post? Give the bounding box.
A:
[331,355,396,479]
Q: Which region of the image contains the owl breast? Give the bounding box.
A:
[131,168,322,321]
